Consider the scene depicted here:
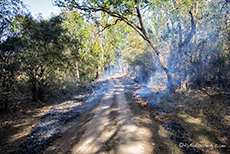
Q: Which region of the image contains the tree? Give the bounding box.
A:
[62,10,123,81]
[62,11,89,81]
[0,37,22,111]
[0,0,28,42]
[0,0,28,111]
[148,0,230,89]
[146,0,199,87]
[54,0,176,93]
[13,15,69,101]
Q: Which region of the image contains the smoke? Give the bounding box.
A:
[98,57,128,82]
[131,4,230,107]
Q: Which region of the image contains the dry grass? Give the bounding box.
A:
[157,89,230,154]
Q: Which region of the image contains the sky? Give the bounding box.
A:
[23,0,62,19]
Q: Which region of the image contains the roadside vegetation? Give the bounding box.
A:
[0,0,230,153]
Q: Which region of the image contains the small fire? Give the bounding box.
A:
[132,93,137,97]
[94,79,98,85]
[91,91,95,96]
[141,101,148,106]
[138,97,142,101]
[132,88,148,106]
[121,72,132,79]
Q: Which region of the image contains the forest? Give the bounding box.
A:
[0,0,230,154]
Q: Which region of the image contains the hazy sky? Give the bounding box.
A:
[23,0,61,19]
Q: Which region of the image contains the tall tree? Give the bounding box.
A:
[62,11,88,81]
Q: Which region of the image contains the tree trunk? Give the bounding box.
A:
[86,39,90,55]
[133,0,175,93]
[178,11,196,50]
[147,39,175,93]
[96,66,99,79]
[75,60,80,82]
[3,95,8,112]
[30,75,44,101]
[178,20,182,46]
[100,38,104,73]
[37,82,44,101]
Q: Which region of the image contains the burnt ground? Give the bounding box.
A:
[0,82,101,154]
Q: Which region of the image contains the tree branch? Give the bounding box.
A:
[0,14,14,27]
[55,1,146,39]
[124,9,138,16]
[178,11,196,49]
[134,0,148,36]
[97,19,121,34]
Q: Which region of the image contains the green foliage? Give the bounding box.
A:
[61,10,124,81]
[123,30,156,81]
[55,0,230,89]
[8,15,70,101]
[0,0,28,40]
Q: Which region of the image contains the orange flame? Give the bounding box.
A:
[84,92,94,103]
[91,92,95,96]
[122,73,131,79]
[141,101,148,106]
[132,93,137,97]
[94,79,98,85]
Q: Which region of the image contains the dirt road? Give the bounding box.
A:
[71,79,153,154]
[43,79,181,154]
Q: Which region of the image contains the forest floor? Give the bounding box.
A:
[0,76,229,154]
[0,95,57,153]
[0,82,95,154]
